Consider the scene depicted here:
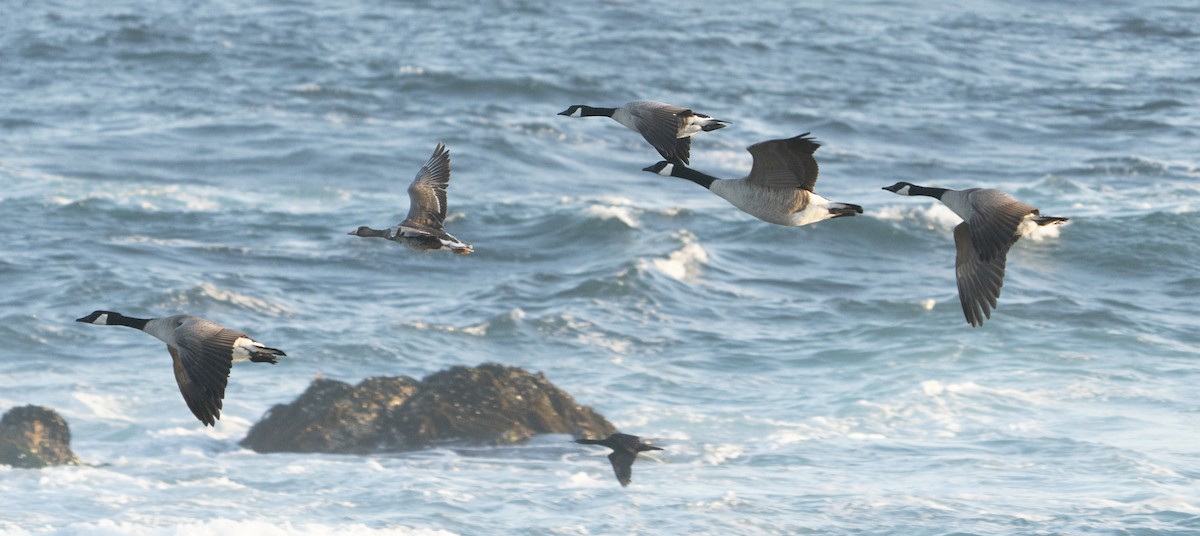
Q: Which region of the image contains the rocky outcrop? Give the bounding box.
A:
[379,364,616,447]
[0,405,79,468]
[242,363,615,454]
[240,376,419,454]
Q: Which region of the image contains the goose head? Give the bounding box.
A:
[557,105,585,117]
[76,310,119,325]
[642,161,675,176]
[882,182,916,195]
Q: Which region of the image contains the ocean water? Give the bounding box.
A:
[1,0,1198,534]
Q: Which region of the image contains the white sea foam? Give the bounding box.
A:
[324,112,350,125]
[873,203,962,232]
[1008,512,1056,523]
[921,379,946,396]
[427,489,477,504]
[1086,155,1200,178]
[560,196,641,228]
[864,494,959,513]
[646,230,709,282]
[564,471,608,488]
[766,415,887,445]
[702,149,752,172]
[583,205,638,228]
[49,185,224,213]
[176,476,246,491]
[168,282,290,317]
[458,321,489,336]
[580,333,631,355]
[1,521,31,535]
[767,379,1054,446]
[700,444,743,465]
[542,313,631,354]
[7,519,457,536]
[114,236,252,254]
[151,413,253,440]
[268,187,353,215]
[579,196,635,206]
[73,392,137,422]
[919,380,1042,403]
[687,491,746,512]
[410,309,524,337]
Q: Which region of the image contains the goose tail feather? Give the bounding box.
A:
[1033,215,1069,226]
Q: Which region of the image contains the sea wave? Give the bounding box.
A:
[162,282,291,317]
[641,230,710,282]
[404,308,526,338]
[3,0,1199,533]
[872,202,963,232]
[47,184,228,213]
[0,519,457,536]
[72,391,139,423]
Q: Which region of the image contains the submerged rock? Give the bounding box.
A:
[242,363,615,454]
[0,405,79,468]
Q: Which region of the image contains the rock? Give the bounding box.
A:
[242,363,615,454]
[0,405,79,468]
[242,376,420,454]
[383,364,615,446]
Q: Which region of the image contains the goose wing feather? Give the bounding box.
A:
[402,143,451,229]
[167,317,239,425]
[954,222,1009,327]
[629,101,692,164]
[745,133,821,190]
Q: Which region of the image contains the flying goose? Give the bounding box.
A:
[643,133,863,226]
[558,100,728,165]
[349,143,473,254]
[575,433,663,487]
[75,310,286,426]
[882,182,1069,326]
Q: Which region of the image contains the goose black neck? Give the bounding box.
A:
[909,185,949,199]
[580,105,616,117]
[111,313,150,330]
[360,227,390,238]
[673,165,717,189]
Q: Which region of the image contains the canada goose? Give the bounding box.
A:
[348,143,473,254]
[643,133,863,226]
[558,100,728,165]
[882,182,1069,326]
[575,433,663,487]
[75,310,286,426]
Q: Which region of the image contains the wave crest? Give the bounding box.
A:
[643,230,709,282]
[165,282,290,317]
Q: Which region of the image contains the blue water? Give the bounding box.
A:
[2,0,1199,534]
